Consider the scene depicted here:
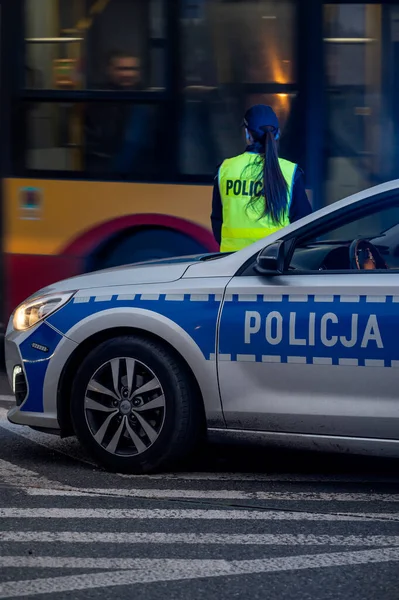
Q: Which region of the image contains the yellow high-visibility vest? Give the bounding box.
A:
[219,152,297,252]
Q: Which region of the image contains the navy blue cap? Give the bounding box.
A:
[243,104,279,138]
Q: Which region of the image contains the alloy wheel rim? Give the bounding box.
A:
[84,357,166,457]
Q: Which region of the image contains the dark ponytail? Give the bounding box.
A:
[243,125,288,226]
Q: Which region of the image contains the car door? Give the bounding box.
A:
[217,197,399,440]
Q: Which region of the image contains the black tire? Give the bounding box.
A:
[70,335,204,474]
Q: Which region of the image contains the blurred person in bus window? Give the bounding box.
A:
[211,104,312,252]
[106,51,141,90]
[85,50,160,176]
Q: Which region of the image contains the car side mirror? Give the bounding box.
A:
[255,241,285,275]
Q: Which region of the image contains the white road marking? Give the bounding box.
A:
[0,508,398,521]
[1,409,399,486]
[24,487,399,503]
[0,413,95,466]
[0,556,220,570]
[1,531,399,546]
[0,396,13,403]
[117,472,398,484]
[1,548,399,598]
[1,544,399,571]
[0,459,72,491]
[0,454,395,502]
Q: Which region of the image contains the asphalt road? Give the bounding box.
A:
[0,377,399,600]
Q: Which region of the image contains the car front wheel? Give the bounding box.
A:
[70,335,203,474]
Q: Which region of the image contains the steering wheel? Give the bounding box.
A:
[349,238,387,270]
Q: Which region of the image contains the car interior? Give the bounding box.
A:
[290,238,389,271]
[287,199,399,272]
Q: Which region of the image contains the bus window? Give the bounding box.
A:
[179,0,297,176]
[17,101,169,178]
[24,0,166,90]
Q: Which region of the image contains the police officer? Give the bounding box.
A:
[211,104,312,252]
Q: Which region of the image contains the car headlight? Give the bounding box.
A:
[13,292,76,332]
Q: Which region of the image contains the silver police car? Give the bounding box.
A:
[5,181,399,473]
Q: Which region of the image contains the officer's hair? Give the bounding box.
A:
[242,126,288,226]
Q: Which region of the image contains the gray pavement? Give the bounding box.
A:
[0,376,398,600]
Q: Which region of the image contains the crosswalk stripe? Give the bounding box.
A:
[118,472,399,483]
[0,556,221,570]
[1,453,395,502]
[1,409,399,486]
[3,545,399,571]
[0,458,71,491]
[1,548,399,598]
[0,396,13,403]
[0,508,398,521]
[0,408,399,488]
[1,531,399,546]
[24,487,399,502]
[0,415,94,466]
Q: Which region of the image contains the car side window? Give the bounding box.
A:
[288,200,399,272]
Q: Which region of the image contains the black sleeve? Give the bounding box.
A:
[211,168,223,245]
[289,168,312,223]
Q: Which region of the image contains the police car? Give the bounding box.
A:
[6,180,399,473]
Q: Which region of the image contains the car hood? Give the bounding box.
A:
[35,255,211,294]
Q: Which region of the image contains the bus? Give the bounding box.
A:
[2,0,399,319]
